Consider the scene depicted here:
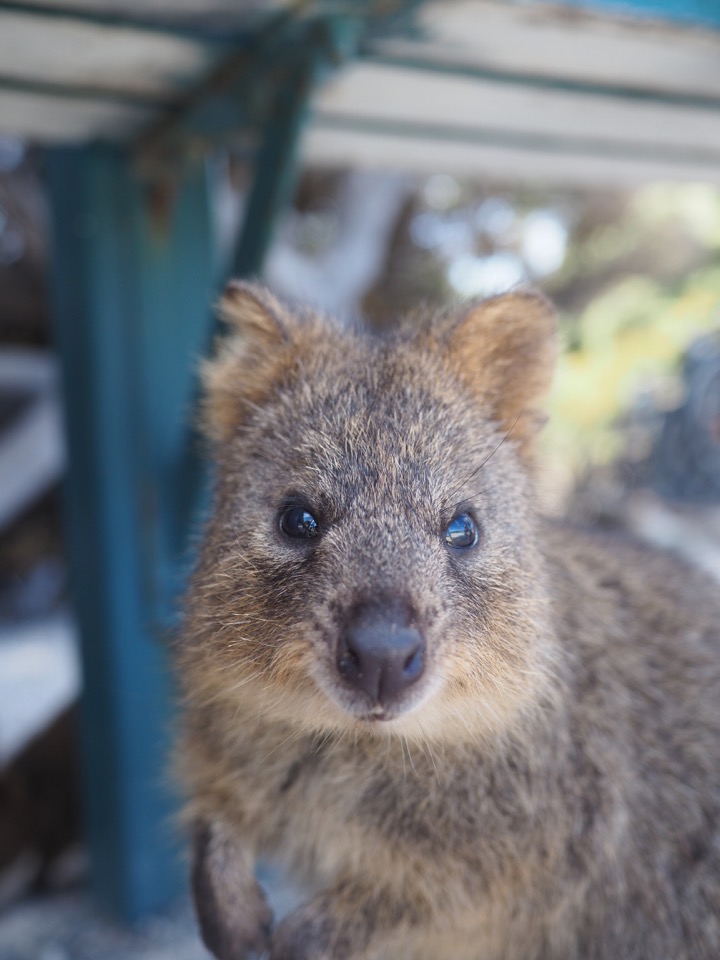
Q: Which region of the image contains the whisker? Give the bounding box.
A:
[417,722,441,786]
[444,414,521,506]
[260,726,305,763]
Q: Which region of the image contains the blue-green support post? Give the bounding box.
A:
[231,16,362,280]
[46,145,215,921]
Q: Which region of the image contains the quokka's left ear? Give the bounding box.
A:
[444,290,558,451]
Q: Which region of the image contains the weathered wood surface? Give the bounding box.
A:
[2,0,720,182]
[304,0,720,183]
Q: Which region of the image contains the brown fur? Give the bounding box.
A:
[176,284,720,960]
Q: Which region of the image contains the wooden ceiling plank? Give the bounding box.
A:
[314,62,720,154]
[0,10,218,98]
[0,89,150,140]
[394,0,720,100]
[0,0,232,40]
[303,124,720,184]
[1,0,288,32]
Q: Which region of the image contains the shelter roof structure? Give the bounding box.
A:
[2,0,720,181]
[311,0,720,183]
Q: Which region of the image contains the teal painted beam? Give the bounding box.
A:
[231,21,359,277]
[134,168,221,622]
[556,0,720,29]
[46,145,215,920]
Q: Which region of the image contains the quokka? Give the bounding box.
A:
[176,283,720,960]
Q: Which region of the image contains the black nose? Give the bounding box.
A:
[337,611,425,705]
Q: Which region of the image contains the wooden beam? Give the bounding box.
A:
[0,0,274,41]
[306,57,720,183]
[0,8,218,101]
[403,1,720,99]
[0,88,150,141]
[304,114,720,183]
[361,52,720,111]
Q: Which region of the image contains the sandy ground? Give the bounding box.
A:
[0,866,302,960]
[0,614,205,959]
[0,890,209,960]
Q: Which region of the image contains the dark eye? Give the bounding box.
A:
[280,506,319,539]
[444,513,478,549]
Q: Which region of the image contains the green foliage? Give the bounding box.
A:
[545,183,720,475]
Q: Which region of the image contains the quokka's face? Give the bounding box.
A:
[188,286,558,741]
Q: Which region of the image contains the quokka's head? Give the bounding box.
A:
[183,283,559,743]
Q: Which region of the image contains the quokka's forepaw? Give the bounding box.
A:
[268,909,338,960]
[197,872,273,960]
[191,820,273,960]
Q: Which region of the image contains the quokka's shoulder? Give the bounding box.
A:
[540,515,720,657]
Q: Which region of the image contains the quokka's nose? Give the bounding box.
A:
[337,614,425,704]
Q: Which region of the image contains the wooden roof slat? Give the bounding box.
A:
[406,0,720,100]
[0,0,233,40]
[301,0,720,184]
[2,0,720,184]
[315,63,720,156]
[0,9,219,99]
[303,123,720,184]
[0,88,150,139]
[3,0,288,26]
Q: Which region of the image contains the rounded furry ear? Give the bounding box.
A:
[446,291,558,450]
[218,280,290,346]
[201,281,293,442]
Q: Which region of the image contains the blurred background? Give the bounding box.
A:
[1,1,719,957]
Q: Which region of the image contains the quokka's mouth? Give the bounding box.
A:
[360,706,393,723]
[351,696,429,724]
[324,691,413,725]
[337,690,421,724]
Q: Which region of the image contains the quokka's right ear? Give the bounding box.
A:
[217,280,290,345]
[201,281,293,442]
[440,291,558,453]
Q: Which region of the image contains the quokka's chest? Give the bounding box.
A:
[228,726,534,891]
